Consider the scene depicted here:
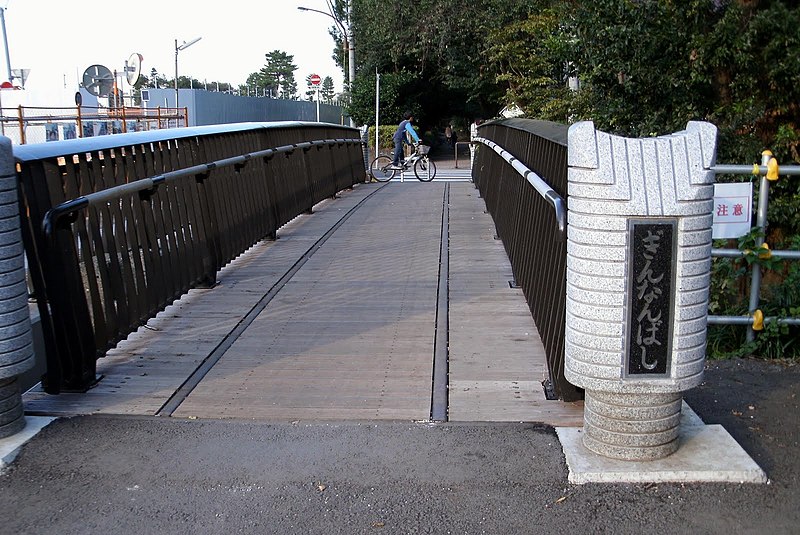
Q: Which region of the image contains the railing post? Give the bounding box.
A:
[0,136,34,438]
[565,120,717,460]
[16,105,24,145]
[745,150,774,342]
[76,105,82,139]
[361,127,370,181]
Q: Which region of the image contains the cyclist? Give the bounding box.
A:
[391,111,421,169]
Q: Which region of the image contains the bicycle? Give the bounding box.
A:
[369,143,438,182]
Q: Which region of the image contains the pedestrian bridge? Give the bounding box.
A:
[11,121,583,426]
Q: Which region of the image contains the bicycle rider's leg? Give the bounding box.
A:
[392,140,404,166]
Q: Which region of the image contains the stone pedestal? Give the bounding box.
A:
[565,121,717,460]
[0,137,34,439]
[584,391,682,460]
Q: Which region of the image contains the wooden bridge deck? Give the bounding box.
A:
[24,178,583,426]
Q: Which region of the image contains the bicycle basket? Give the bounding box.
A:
[417,144,431,155]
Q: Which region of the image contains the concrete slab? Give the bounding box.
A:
[556,403,768,484]
[0,416,57,470]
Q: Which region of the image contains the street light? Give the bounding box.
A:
[297,6,348,84]
[0,1,12,136]
[297,4,356,126]
[0,1,13,84]
[175,36,202,110]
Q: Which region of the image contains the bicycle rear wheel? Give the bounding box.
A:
[414,157,437,182]
[369,155,396,182]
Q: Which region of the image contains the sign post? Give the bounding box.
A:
[375,70,380,161]
[310,73,321,122]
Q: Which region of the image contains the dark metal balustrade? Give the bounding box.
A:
[14,122,365,393]
[472,118,581,402]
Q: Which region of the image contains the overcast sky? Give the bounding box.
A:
[3,0,345,97]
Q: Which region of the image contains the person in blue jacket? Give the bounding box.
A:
[391,111,421,168]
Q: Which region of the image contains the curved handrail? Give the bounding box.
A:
[41,138,364,238]
[473,136,566,237]
[13,121,357,162]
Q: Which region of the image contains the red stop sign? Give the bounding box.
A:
[310,74,321,86]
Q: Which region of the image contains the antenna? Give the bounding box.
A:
[81,64,113,97]
[126,53,143,86]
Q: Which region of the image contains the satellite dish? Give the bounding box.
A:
[81,64,113,97]
[126,53,143,85]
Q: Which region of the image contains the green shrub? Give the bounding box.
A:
[707,231,800,360]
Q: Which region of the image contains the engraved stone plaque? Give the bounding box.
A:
[625,220,677,377]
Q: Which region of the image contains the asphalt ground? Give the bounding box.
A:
[4,153,798,533]
[0,358,797,534]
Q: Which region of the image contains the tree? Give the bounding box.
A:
[246,50,298,99]
[321,76,335,103]
[214,82,234,93]
[351,69,417,126]
[146,68,169,89]
[174,75,200,89]
[484,0,800,358]
[484,0,799,172]
[348,0,541,127]
[484,8,573,122]
[565,0,718,137]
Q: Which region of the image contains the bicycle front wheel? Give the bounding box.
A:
[369,155,396,182]
[414,157,437,182]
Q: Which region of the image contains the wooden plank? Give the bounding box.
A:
[24,181,583,426]
[446,182,584,424]
[176,184,443,420]
[22,185,378,414]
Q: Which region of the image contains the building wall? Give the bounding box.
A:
[145,89,347,126]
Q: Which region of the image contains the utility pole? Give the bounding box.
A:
[347,0,355,127]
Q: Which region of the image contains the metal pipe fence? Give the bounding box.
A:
[13,122,365,393]
[1,105,188,145]
[471,118,582,402]
[708,152,800,339]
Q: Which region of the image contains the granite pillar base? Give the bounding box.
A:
[0,377,25,439]
[582,390,683,461]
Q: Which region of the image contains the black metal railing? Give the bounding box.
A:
[14,122,365,393]
[472,118,581,401]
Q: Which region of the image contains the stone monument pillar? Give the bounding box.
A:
[565,121,717,460]
[0,136,34,438]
